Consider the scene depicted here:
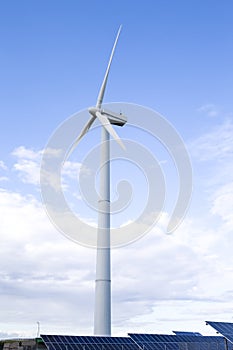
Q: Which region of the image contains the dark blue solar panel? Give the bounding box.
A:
[141,344,177,350]
[206,321,233,344]
[151,343,222,350]
[40,335,140,350]
[41,335,135,344]
[206,321,233,335]
[128,334,224,344]
[128,333,226,350]
[132,343,224,350]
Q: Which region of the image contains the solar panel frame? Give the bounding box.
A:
[44,344,139,350]
[173,332,203,337]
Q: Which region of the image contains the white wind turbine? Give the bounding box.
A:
[67,26,126,336]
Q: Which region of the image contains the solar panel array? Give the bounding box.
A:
[40,335,140,350]
[206,321,233,344]
[41,333,226,350]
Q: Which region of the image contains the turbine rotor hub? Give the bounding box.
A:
[88,106,99,117]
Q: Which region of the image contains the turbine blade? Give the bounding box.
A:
[96,111,125,150]
[64,116,96,162]
[96,25,122,109]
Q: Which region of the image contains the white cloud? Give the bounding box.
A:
[190,119,233,162]
[14,158,41,185]
[0,176,8,182]
[0,188,96,336]
[62,160,82,179]
[0,161,9,182]
[12,146,42,160]
[0,160,8,171]
[0,331,20,340]
[210,182,233,228]
[197,104,219,118]
[12,146,42,185]
[12,146,85,190]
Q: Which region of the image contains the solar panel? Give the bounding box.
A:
[138,344,178,350]
[41,335,134,344]
[130,342,224,350]
[128,333,225,350]
[128,334,224,343]
[40,335,140,350]
[206,321,233,344]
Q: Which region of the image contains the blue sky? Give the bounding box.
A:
[0,0,233,339]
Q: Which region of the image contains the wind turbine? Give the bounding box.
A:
[67,26,126,336]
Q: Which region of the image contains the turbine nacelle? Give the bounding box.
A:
[88,107,127,127]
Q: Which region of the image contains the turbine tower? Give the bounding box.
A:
[67,26,126,336]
